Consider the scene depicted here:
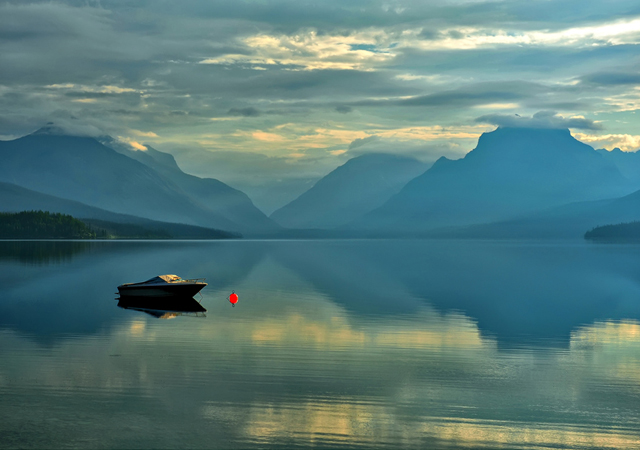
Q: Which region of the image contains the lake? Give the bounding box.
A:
[1,239,640,449]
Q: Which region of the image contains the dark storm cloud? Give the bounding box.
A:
[475,111,603,131]
[418,29,441,40]
[0,3,155,79]
[0,1,631,106]
[335,105,353,114]
[228,107,261,117]
[64,0,640,32]
[581,72,640,86]
[447,30,465,39]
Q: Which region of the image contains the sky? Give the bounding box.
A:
[1,0,640,213]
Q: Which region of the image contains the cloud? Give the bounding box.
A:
[400,88,522,107]
[352,81,543,109]
[345,135,468,162]
[475,111,603,130]
[581,72,640,86]
[417,27,441,40]
[573,132,640,152]
[0,0,638,182]
[228,107,261,117]
[200,29,396,71]
[47,84,141,95]
[349,135,380,150]
[31,118,104,137]
[0,3,156,83]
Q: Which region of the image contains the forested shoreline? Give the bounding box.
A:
[585,221,640,241]
[0,211,240,240]
[0,211,96,239]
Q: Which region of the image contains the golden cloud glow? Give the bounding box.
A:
[200,29,394,71]
[199,17,640,77]
[117,136,148,151]
[46,83,140,94]
[252,131,288,142]
[573,132,640,151]
[601,91,640,112]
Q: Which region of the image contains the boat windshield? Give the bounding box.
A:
[142,275,182,284]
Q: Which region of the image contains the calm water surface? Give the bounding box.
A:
[1,239,640,449]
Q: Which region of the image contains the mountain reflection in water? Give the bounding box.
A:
[0,240,639,449]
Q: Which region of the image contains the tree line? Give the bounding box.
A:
[585,221,640,241]
[0,211,96,239]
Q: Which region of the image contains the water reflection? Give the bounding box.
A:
[2,303,639,448]
[0,240,264,341]
[269,240,640,343]
[117,296,206,319]
[1,240,640,448]
[0,240,91,264]
[2,239,640,345]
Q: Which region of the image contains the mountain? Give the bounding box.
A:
[0,180,131,221]
[424,182,640,240]
[0,127,277,234]
[270,153,428,229]
[99,137,276,233]
[597,147,640,185]
[0,181,239,238]
[353,127,632,233]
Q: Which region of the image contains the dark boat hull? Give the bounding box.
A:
[117,283,206,298]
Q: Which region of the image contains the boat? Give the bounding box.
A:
[117,274,207,298]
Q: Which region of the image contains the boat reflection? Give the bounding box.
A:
[117,296,206,319]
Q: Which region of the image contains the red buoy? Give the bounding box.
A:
[229,291,238,306]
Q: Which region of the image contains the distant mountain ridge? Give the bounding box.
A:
[352,127,633,233]
[6,124,639,240]
[100,137,275,232]
[0,128,278,235]
[597,147,640,185]
[270,153,428,229]
[441,185,640,239]
[0,181,239,238]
